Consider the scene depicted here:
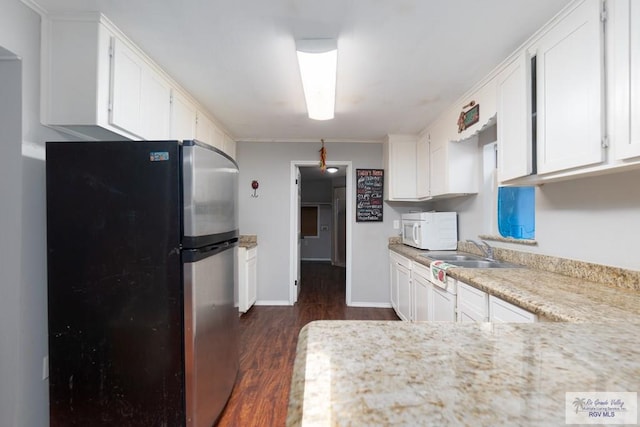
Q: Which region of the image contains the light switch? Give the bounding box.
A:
[393,220,400,229]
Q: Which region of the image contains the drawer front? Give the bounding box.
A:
[489,295,537,323]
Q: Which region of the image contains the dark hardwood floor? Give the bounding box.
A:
[216,261,399,426]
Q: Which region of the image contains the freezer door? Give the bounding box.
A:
[183,242,239,427]
[183,141,239,247]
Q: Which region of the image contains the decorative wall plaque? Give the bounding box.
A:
[356,169,384,222]
[457,101,480,133]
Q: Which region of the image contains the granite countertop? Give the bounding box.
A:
[287,320,640,426]
[239,234,257,249]
[389,243,640,323]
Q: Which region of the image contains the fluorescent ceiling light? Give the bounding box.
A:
[326,167,339,174]
[296,39,337,121]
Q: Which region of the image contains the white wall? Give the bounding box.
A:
[1,1,77,426]
[433,132,640,271]
[0,49,23,427]
[237,141,402,305]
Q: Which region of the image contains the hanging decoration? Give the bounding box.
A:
[319,139,327,172]
[251,180,259,198]
[457,100,479,133]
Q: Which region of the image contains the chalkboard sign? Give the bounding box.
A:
[356,169,384,222]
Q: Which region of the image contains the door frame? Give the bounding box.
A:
[289,160,353,305]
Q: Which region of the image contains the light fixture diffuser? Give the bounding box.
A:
[296,39,337,120]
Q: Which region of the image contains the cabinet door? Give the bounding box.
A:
[497,53,533,182]
[416,134,430,198]
[611,0,640,160]
[397,263,412,321]
[140,68,171,140]
[195,111,216,146]
[534,0,604,174]
[388,137,417,199]
[247,250,257,309]
[170,90,197,140]
[412,272,431,321]
[430,286,455,321]
[457,281,488,322]
[389,255,399,313]
[429,140,446,196]
[110,38,171,140]
[110,38,143,136]
[489,295,537,323]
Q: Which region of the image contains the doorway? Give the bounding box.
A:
[289,161,352,305]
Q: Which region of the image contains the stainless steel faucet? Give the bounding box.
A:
[466,239,494,259]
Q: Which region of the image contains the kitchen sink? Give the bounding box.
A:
[419,251,486,261]
[418,251,523,268]
[443,259,523,269]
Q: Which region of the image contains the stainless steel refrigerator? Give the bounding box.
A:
[46,140,239,427]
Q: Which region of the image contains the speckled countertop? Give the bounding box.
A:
[287,321,640,426]
[239,234,257,249]
[389,243,640,323]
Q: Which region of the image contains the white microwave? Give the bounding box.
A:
[401,212,457,250]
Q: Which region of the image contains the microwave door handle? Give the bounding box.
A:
[412,223,419,244]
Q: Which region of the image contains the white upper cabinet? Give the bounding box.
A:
[170,89,197,140]
[42,13,232,153]
[531,0,604,174]
[428,119,478,198]
[451,78,498,143]
[195,111,216,147]
[383,134,424,201]
[497,53,533,182]
[110,38,171,140]
[416,133,430,199]
[609,0,640,161]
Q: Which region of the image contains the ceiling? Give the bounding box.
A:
[34,0,572,143]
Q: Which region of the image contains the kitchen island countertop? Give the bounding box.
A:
[287,320,640,426]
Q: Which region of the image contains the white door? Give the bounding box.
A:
[295,167,302,301]
[332,187,346,267]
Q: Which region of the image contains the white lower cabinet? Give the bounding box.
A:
[411,263,432,321]
[489,295,537,323]
[396,263,412,321]
[389,252,412,321]
[389,255,399,314]
[238,246,257,314]
[457,281,489,322]
[388,252,537,323]
[431,281,457,322]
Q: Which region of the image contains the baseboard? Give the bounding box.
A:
[254,300,292,306]
[301,258,332,262]
[348,301,393,308]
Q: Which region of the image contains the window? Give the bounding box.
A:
[497,186,535,239]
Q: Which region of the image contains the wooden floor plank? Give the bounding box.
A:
[216,261,398,426]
